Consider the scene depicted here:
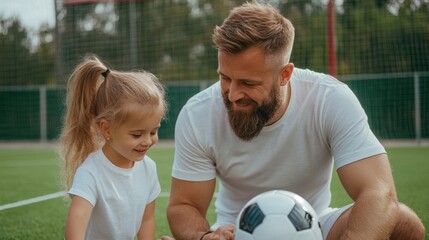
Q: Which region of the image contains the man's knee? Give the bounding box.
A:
[327,203,425,240]
[391,203,425,240]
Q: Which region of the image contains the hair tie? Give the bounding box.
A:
[101,68,110,79]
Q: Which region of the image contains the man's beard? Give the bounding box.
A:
[223,84,281,141]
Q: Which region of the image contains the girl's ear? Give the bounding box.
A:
[99,119,111,140]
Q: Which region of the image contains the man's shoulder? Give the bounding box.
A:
[184,81,223,110]
[176,81,226,133]
[292,67,346,88]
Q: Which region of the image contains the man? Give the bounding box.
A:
[163,2,425,240]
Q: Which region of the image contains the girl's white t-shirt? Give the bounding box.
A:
[69,149,161,240]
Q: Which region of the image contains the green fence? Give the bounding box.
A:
[342,72,429,140]
[1,73,428,142]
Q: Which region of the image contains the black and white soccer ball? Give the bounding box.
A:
[235,190,323,240]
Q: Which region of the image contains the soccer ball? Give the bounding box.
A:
[235,190,323,240]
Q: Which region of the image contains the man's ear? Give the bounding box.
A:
[280,63,294,86]
[99,119,111,140]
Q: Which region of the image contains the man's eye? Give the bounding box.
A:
[242,81,257,87]
[220,76,230,82]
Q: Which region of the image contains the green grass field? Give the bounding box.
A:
[0,145,428,239]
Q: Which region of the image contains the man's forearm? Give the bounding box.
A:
[167,204,212,240]
[341,190,399,239]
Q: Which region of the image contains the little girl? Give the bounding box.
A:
[59,55,167,240]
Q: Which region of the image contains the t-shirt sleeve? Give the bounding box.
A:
[172,104,217,181]
[145,157,161,203]
[322,84,386,169]
[68,167,97,206]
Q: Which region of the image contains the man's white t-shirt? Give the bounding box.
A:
[172,68,385,227]
[68,149,161,240]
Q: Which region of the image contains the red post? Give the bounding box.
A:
[327,0,337,77]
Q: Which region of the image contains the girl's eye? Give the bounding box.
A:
[131,133,141,138]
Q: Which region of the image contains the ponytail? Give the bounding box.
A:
[59,55,107,190]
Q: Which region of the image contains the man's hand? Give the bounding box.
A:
[161,224,235,240]
[160,236,175,240]
[201,224,235,240]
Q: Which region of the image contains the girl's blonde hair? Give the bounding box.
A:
[59,55,167,190]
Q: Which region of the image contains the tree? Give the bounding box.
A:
[0,17,33,86]
[338,0,429,74]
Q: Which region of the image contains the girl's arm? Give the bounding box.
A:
[137,200,156,240]
[65,196,93,240]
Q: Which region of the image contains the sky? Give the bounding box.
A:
[0,0,56,31]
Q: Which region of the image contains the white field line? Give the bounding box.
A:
[0,191,217,211]
[0,191,66,211]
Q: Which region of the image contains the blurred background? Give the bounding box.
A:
[0,0,428,143]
